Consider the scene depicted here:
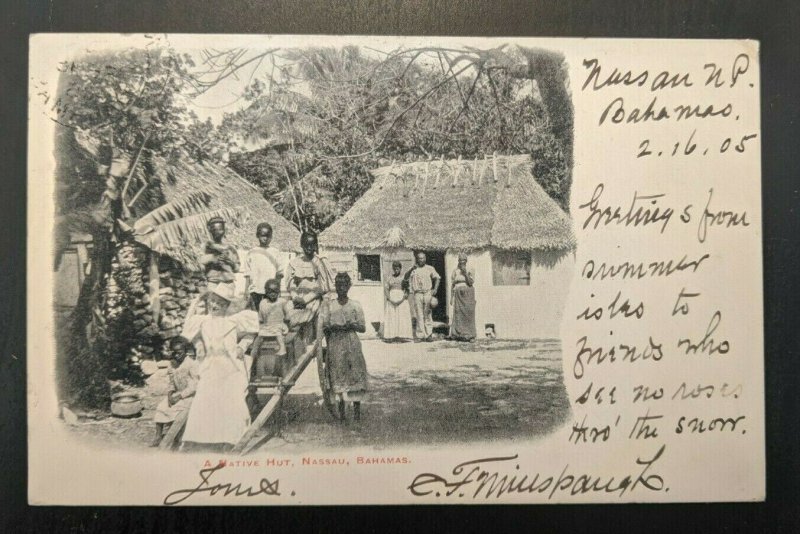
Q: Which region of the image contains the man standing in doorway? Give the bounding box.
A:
[407,251,441,342]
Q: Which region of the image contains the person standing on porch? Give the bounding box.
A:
[407,251,441,342]
[449,252,477,341]
[245,222,285,311]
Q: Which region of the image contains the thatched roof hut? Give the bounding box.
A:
[318,154,575,339]
[319,154,575,252]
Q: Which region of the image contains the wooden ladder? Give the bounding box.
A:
[230,338,322,455]
[160,310,334,454]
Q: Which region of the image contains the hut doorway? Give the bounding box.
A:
[421,250,448,324]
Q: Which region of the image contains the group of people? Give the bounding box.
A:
[151,218,369,450]
[381,252,477,343]
[151,217,480,450]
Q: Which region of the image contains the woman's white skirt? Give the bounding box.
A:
[182,355,250,445]
[381,296,413,339]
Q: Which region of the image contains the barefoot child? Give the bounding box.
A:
[251,278,289,378]
[321,272,369,422]
[152,336,199,446]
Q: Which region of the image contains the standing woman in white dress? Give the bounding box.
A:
[180,284,258,451]
[381,261,413,342]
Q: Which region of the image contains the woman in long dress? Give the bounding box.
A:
[284,232,334,359]
[180,284,258,450]
[450,253,477,341]
[381,261,413,342]
[321,272,369,422]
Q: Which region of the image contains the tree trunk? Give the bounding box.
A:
[60,226,114,407]
[58,128,139,409]
[513,47,574,208]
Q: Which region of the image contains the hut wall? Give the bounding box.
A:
[445,249,574,339]
[106,242,159,368]
[152,254,209,350]
[109,248,209,365]
[323,248,410,335]
[324,247,573,339]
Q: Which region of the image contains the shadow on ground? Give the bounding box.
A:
[65,339,571,453]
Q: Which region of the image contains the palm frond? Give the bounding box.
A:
[267,90,312,115]
[132,190,213,233]
[133,206,242,258]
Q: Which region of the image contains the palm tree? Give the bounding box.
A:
[59,124,242,408]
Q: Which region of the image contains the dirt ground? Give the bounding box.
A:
[65,338,571,453]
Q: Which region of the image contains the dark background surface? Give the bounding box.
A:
[2,0,798,531]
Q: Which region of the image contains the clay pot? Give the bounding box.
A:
[111,393,142,418]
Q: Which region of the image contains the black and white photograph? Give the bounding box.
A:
[47,36,575,455]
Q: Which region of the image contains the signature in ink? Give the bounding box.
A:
[164,463,281,505]
[408,445,666,500]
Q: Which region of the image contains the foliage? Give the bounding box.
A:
[54,46,239,223]
[52,46,234,409]
[55,48,189,152]
[224,46,572,233]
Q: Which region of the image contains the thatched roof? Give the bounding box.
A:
[68,130,300,266]
[133,157,300,266]
[166,159,300,248]
[319,154,575,251]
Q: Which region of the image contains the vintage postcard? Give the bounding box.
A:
[28,34,763,505]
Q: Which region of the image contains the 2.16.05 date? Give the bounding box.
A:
[637,130,757,158]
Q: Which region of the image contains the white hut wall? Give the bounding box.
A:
[322,247,414,334]
[447,248,574,339]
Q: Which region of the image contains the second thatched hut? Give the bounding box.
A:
[319,154,576,339]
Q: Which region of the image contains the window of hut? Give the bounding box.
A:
[491,250,532,286]
[355,254,382,283]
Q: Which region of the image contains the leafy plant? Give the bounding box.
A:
[51,45,234,408]
[224,46,573,233]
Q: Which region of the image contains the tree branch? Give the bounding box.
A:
[441,52,468,106]
[447,63,484,132]
[185,49,280,96]
[281,164,305,232]
[119,129,152,215]
[127,180,150,210]
[320,62,473,160]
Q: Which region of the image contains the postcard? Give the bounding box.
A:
[28,34,763,505]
